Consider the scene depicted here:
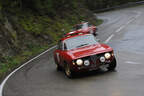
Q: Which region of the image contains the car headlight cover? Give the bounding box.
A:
[76,59,83,66]
[84,60,90,66]
[100,56,106,62]
[104,53,111,59]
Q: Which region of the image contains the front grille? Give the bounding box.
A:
[90,53,105,64]
[90,55,98,64]
[77,53,105,66]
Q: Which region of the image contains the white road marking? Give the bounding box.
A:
[0,45,57,96]
[134,11,141,18]
[125,61,141,65]
[105,34,114,43]
[116,11,141,33]
[105,11,141,43]
[116,17,135,33]
[115,25,125,33]
[126,18,135,25]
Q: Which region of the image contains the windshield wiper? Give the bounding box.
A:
[76,43,89,48]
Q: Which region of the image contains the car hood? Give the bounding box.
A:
[67,43,113,59]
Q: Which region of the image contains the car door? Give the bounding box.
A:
[55,41,64,66]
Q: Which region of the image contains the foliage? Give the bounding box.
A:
[85,0,144,10]
[1,0,143,13]
[0,0,77,15]
[0,43,50,79]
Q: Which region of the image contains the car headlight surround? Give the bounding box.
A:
[76,59,83,66]
[104,53,111,59]
[84,60,90,66]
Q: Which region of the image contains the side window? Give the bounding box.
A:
[57,41,63,50]
[64,43,67,50]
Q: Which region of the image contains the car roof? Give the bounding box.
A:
[60,33,90,41]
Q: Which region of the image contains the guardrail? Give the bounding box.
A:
[94,1,144,13]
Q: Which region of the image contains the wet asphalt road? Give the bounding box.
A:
[3,5,144,96]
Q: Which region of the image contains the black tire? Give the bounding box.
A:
[93,31,97,36]
[108,57,117,71]
[93,28,98,36]
[93,33,97,37]
[56,64,62,71]
[64,63,74,78]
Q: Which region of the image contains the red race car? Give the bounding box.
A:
[72,22,98,36]
[54,33,117,78]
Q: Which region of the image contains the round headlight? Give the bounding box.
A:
[84,60,90,66]
[100,56,106,62]
[76,59,83,66]
[104,53,111,59]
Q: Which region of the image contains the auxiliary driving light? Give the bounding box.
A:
[100,56,106,62]
[84,60,90,66]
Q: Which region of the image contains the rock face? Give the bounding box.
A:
[0,11,51,62]
[0,15,13,58]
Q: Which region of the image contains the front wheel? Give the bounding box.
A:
[56,64,62,71]
[64,63,74,78]
[93,31,97,36]
[108,57,117,71]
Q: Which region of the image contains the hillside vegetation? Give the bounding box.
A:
[0,0,101,80]
[86,0,143,10]
[0,0,143,80]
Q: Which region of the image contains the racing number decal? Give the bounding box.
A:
[56,53,60,63]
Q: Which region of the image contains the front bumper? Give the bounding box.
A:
[71,56,114,72]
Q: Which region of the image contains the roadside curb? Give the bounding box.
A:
[0,45,57,96]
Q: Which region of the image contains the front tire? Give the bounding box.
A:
[56,64,62,71]
[93,31,97,36]
[108,57,117,71]
[64,63,74,78]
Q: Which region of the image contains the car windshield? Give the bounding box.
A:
[64,34,98,50]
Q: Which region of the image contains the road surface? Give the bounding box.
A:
[3,5,144,96]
